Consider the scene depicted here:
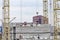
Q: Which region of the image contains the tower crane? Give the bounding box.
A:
[43,0,60,40]
[3,0,10,40]
[53,0,60,40]
[43,0,48,18]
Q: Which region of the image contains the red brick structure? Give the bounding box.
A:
[33,15,48,24]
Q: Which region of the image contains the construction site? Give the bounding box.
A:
[0,0,60,40]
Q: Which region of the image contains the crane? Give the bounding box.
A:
[43,0,60,40]
[43,0,48,18]
[53,0,60,40]
[2,0,10,40]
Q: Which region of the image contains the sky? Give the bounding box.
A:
[0,0,54,25]
[10,0,43,22]
[0,0,43,22]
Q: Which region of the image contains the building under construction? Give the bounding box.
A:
[0,0,60,40]
[33,15,48,24]
[10,23,53,40]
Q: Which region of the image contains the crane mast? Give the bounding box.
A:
[3,0,10,40]
[53,0,60,40]
[43,0,48,18]
[43,0,60,40]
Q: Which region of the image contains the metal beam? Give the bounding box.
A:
[43,0,48,18]
[3,0,10,40]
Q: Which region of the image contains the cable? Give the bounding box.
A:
[36,0,39,15]
[20,0,22,22]
[49,0,52,25]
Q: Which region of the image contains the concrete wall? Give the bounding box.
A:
[10,23,53,40]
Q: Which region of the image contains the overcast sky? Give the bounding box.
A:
[10,0,43,22]
[0,0,43,22]
[0,0,54,25]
